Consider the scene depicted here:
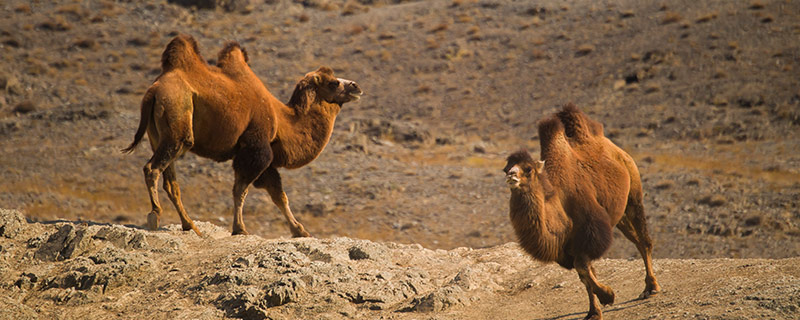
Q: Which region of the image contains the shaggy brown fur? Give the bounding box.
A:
[123,34,363,237]
[504,104,660,320]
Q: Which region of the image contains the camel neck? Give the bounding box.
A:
[509,182,568,262]
[271,102,340,169]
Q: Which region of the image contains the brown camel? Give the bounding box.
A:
[503,104,660,320]
[122,34,363,237]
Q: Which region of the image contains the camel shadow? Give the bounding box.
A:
[533,297,648,320]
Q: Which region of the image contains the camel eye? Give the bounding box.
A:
[328,81,339,89]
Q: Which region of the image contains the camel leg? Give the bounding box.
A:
[230,143,272,236]
[162,164,201,236]
[588,265,615,305]
[253,167,311,237]
[618,201,661,299]
[575,264,603,320]
[143,142,182,231]
[575,255,615,310]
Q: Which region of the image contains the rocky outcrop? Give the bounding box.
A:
[0,209,798,320]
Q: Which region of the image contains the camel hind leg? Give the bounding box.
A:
[143,93,194,232]
[143,141,186,231]
[162,164,201,236]
[617,194,661,299]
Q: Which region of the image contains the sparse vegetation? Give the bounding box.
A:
[662,11,682,24]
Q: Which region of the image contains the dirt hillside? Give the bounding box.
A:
[1,0,799,258]
[2,209,799,320]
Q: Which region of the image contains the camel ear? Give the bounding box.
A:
[297,87,315,113]
[310,74,321,86]
[534,160,545,174]
[288,78,316,114]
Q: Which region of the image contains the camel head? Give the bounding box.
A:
[288,66,363,113]
[504,150,545,189]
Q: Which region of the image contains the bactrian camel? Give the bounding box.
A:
[503,104,660,320]
[122,34,363,237]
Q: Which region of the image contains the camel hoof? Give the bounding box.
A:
[597,289,615,306]
[188,227,203,237]
[291,226,312,238]
[182,223,203,237]
[638,288,661,300]
[292,230,312,238]
[583,313,602,320]
[147,212,160,231]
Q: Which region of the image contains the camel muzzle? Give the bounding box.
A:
[339,78,363,100]
[506,166,521,187]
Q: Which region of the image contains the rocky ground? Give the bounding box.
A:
[0,0,799,317]
[2,209,799,320]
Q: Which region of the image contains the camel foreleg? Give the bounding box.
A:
[253,167,311,238]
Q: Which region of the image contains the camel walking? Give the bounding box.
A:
[123,34,362,237]
[504,104,660,320]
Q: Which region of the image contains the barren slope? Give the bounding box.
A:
[0,0,798,260]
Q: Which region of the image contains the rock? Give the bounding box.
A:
[1,74,24,96]
[0,295,38,319]
[12,100,36,114]
[167,0,254,12]
[35,225,78,261]
[0,209,27,238]
[698,194,727,207]
[264,276,306,307]
[355,118,432,146]
[410,285,466,312]
[214,287,266,319]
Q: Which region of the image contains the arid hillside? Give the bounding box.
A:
[0,0,798,264]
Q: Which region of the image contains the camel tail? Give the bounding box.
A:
[121,89,155,154]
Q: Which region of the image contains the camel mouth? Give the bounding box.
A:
[506,175,521,187]
[347,91,363,100]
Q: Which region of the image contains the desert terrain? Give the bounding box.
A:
[0,0,799,318]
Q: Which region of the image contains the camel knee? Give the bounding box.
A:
[143,164,161,181]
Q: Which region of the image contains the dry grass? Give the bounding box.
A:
[455,13,473,23]
[38,15,72,31]
[662,11,682,24]
[695,12,718,23]
[14,4,31,13]
[430,23,449,33]
[749,1,765,10]
[530,49,548,60]
[620,10,635,18]
[575,44,595,56]
[347,24,365,36]
[425,36,440,49]
[56,4,90,20]
[72,38,98,49]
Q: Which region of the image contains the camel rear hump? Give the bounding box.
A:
[161,34,207,72]
[217,41,249,70]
